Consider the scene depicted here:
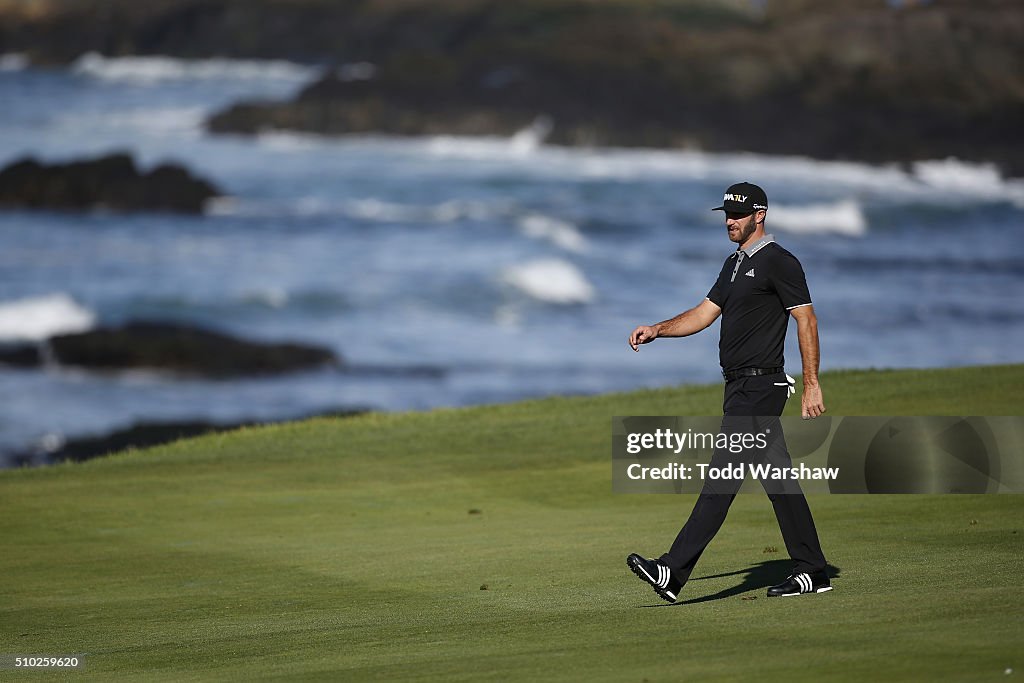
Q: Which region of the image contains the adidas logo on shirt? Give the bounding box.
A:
[745,269,755,277]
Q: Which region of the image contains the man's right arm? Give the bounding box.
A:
[629,298,721,351]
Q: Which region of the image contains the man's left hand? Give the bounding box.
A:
[801,383,826,420]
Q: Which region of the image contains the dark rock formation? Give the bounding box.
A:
[205,0,1024,175]
[0,343,42,368]
[0,320,339,378]
[1,1,1021,174]
[7,409,367,467]
[46,420,237,464]
[0,153,221,213]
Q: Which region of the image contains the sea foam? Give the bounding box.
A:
[343,198,499,223]
[414,138,1024,208]
[518,214,588,253]
[768,200,867,237]
[71,52,322,85]
[501,259,595,305]
[427,117,553,159]
[0,293,96,342]
[912,158,1024,207]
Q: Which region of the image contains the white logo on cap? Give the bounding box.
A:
[724,194,748,202]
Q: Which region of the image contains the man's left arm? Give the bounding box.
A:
[789,305,825,419]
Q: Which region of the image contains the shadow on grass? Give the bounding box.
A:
[639,561,842,607]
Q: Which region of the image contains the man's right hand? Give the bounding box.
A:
[801,382,826,420]
[629,325,658,351]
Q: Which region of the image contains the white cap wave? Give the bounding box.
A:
[428,116,552,159]
[71,52,322,85]
[911,159,1024,206]
[519,214,588,253]
[768,199,867,237]
[501,258,595,305]
[0,293,96,342]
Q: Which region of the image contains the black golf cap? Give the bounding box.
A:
[712,182,768,214]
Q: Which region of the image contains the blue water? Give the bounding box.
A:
[2,55,1023,465]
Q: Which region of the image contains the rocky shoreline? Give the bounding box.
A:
[0,320,339,378]
[5,409,367,468]
[2,0,1021,175]
[0,153,220,214]
[0,315,449,467]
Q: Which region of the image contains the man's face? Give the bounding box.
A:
[725,210,759,244]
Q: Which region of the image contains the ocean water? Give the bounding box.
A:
[1,54,1023,465]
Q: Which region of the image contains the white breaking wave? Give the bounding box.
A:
[502,259,595,305]
[768,200,867,237]
[0,53,28,72]
[205,195,504,221]
[518,214,588,253]
[411,137,1024,208]
[227,123,1024,211]
[343,198,500,223]
[427,135,527,159]
[913,158,1004,192]
[911,158,1024,207]
[0,294,96,342]
[563,150,1024,208]
[427,116,553,159]
[71,52,323,85]
[209,195,510,222]
[509,116,553,155]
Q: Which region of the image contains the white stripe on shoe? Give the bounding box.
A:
[637,562,657,584]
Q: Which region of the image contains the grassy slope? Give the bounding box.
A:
[1,365,1022,681]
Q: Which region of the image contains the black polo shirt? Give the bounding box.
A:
[706,234,811,372]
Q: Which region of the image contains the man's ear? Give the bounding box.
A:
[756,209,767,225]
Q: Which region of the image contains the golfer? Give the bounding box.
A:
[626,182,831,602]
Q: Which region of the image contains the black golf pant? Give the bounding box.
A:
[659,373,828,583]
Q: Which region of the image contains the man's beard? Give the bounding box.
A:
[735,220,757,244]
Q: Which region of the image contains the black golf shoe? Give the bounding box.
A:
[627,553,682,603]
[767,571,832,597]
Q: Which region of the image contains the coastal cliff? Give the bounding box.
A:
[3,0,1022,170]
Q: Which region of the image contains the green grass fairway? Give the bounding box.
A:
[2,365,1022,681]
